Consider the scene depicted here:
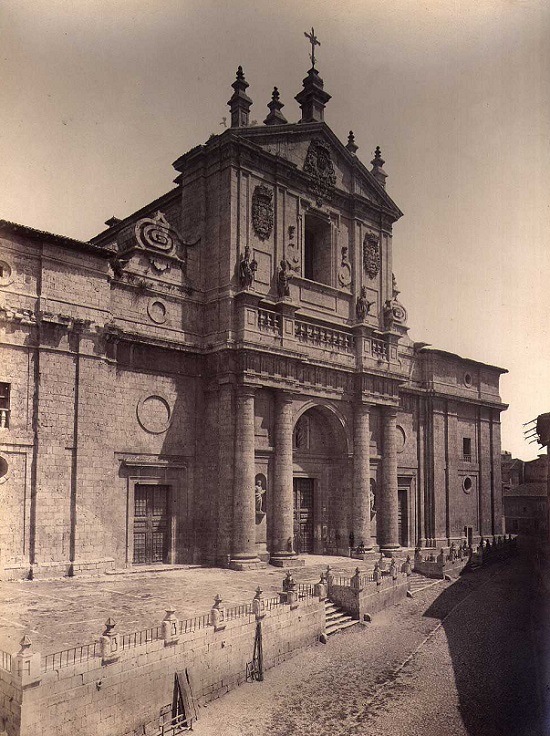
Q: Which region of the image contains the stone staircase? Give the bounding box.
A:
[324,599,358,636]
[406,571,443,597]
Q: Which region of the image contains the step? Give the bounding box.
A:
[324,598,359,636]
[406,573,444,597]
[326,618,358,635]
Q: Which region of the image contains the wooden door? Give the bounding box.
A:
[133,485,169,564]
[293,478,314,553]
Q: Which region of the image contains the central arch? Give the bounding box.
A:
[291,402,352,556]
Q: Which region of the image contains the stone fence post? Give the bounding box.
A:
[15,636,41,687]
[162,608,179,645]
[100,618,120,664]
[252,586,266,620]
[211,594,226,632]
[314,573,328,600]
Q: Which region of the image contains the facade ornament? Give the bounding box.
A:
[277,259,292,298]
[337,246,352,289]
[363,233,381,279]
[355,286,374,321]
[238,245,257,289]
[252,185,274,240]
[383,298,408,330]
[303,138,336,206]
[134,211,199,273]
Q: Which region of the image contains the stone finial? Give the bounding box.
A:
[346,131,358,155]
[228,66,253,128]
[103,618,116,636]
[264,87,288,126]
[213,594,223,609]
[163,607,176,621]
[19,635,32,653]
[371,146,388,188]
[254,586,263,599]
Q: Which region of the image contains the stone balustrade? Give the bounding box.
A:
[295,319,355,353]
[257,308,281,335]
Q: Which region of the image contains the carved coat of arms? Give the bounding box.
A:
[252,185,274,240]
[363,233,381,279]
[303,138,336,206]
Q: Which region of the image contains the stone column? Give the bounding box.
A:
[379,406,400,554]
[230,386,261,569]
[353,403,372,550]
[270,391,300,566]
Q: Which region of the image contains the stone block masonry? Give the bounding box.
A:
[0,596,325,736]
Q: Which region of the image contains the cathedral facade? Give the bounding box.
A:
[0,63,506,577]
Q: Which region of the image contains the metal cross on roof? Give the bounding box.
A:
[304,27,320,68]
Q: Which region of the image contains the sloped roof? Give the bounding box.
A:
[503,482,547,497]
[0,219,113,258]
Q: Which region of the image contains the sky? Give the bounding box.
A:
[1,0,549,460]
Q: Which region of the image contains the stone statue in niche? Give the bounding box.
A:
[370,478,377,518]
[255,478,266,513]
[363,233,381,279]
[239,245,258,289]
[252,185,274,240]
[277,259,292,298]
[355,286,375,321]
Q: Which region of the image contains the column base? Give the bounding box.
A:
[379,544,400,557]
[269,554,305,568]
[228,555,265,571]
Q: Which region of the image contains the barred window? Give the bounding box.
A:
[0,383,10,429]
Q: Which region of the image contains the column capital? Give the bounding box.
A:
[236,383,257,398]
[382,405,399,419]
[276,389,294,406]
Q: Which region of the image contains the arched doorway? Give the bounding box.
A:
[291,404,351,556]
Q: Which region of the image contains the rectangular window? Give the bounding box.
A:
[462,437,472,461]
[0,383,10,429]
[303,214,332,285]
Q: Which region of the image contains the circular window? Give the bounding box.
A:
[147,299,167,325]
[463,476,473,494]
[463,372,473,387]
[136,395,172,434]
[0,260,13,287]
[0,456,9,484]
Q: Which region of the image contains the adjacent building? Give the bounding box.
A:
[0,62,507,578]
[502,452,548,539]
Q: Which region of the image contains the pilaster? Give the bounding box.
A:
[379,407,400,554]
[352,402,372,549]
[230,385,262,569]
[271,391,302,567]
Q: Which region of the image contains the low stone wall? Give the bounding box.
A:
[0,595,324,736]
[328,573,409,621]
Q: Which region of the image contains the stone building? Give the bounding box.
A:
[0,62,507,578]
[503,453,548,539]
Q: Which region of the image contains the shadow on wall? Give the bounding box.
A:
[423,550,546,736]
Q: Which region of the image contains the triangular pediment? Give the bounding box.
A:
[231,122,402,220]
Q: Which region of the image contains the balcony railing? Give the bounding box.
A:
[463,454,472,462]
[295,320,355,353]
[257,308,281,335]
[371,337,389,361]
